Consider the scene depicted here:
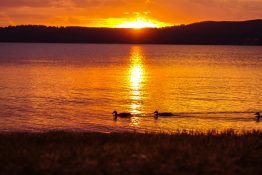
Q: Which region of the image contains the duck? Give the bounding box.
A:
[255,112,261,122]
[154,110,174,119]
[112,111,132,120]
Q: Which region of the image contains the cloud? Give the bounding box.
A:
[0,0,261,27]
[148,0,262,23]
[71,0,125,7]
[0,0,54,8]
[0,13,16,26]
[0,0,151,8]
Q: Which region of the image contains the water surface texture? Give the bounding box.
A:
[0,43,262,132]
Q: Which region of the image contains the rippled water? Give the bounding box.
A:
[0,43,262,132]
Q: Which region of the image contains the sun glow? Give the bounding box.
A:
[117,18,164,29]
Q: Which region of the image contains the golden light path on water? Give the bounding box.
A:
[128,46,145,127]
[0,44,262,133]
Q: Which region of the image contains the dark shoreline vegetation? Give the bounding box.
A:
[0,20,262,45]
[0,130,262,175]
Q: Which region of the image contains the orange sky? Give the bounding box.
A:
[0,0,262,27]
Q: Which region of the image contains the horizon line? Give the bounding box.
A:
[1,19,261,29]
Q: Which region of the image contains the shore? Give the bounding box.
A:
[0,130,262,175]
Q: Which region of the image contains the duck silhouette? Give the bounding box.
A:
[112,111,132,120]
[255,112,261,122]
[154,110,174,119]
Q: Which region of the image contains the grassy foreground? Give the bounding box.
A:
[0,130,262,175]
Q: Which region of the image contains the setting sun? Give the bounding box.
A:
[116,18,167,28]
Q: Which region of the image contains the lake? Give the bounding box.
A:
[0,43,262,132]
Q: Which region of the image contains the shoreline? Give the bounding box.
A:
[1,131,262,174]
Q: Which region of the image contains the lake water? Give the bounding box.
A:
[0,43,262,133]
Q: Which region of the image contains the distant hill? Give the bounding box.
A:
[0,20,262,45]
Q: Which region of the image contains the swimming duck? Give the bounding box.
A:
[112,111,132,120]
[154,110,174,119]
[255,112,261,122]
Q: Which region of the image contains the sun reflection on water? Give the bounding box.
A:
[130,66,143,89]
[128,46,146,126]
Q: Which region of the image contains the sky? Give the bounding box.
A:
[0,0,262,27]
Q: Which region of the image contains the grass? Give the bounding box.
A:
[0,130,262,175]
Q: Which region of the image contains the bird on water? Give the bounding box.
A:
[112,111,132,120]
[255,112,261,122]
[154,110,174,119]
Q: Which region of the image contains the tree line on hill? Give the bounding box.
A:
[0,20,261,45]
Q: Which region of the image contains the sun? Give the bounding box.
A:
[117,18,161,29]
